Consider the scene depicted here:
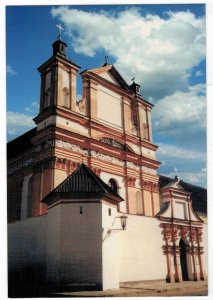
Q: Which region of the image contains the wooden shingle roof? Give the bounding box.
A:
[42,163,124,206]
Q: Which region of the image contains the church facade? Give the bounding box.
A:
[7,38,207,292]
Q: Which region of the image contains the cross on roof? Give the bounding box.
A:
[104,49,109,64]
[56,24,64,39]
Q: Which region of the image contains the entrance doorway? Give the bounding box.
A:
[179,239,189,281]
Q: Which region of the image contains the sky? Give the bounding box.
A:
[6,3,207,187]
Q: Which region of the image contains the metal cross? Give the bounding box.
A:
[131,69,136,82]
[104,49,109,65]
[56,24,64,39]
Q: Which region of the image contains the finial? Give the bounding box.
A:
[56,24,64,39]
[104,49,109,65]
[174,167,180,181]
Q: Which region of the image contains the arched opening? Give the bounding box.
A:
[135,191,143,215]
[108,179,118,194]
[62,87,70,108]
[179,238,189,281]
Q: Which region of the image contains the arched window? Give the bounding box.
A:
[62,87,70,108]
[135,191,143,215]
[108,179,118,194]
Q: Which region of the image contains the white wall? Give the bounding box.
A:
[202,224,208,276]
[102,202,121,290]
[100,171,127,213]
[97,85,122,129]
[8,215,47,279]
[52,201,103,289]
[119,215,167,282]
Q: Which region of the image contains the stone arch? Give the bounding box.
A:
[62,87,70,108]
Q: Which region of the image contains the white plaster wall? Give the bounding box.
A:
[8,215,47,276]
[202,223,208,276]
[97,85,122,128]
[57,201,103,289]
[142,146,156,159]
[37,115,56,131]
[174,201,188,220]
[102,202,121,289]
[56,116,89,136]
[100,171,127,213]
[119,215,167,282]
[46,204,61,284]
[99,72,119,85]
[62,70,70,88]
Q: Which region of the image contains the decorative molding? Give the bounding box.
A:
[181,226,189,239]
[91,167,101,176]
[142,166,156,175]
[55,139,89,156]
[100,138,124,150]
[77,99,86,113]
[127,161,140,171]
[91,150,124,166]
[197,227,203,242]
[8,158,34,176]
[127,176,136,187]
[172,225,179,241]
[164,223,172,240]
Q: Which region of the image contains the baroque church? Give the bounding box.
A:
[7,36,207,293]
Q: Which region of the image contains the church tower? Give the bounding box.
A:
[8,36,161,220]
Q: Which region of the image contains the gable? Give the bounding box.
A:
[98,71,120,85]
[89,64,130,91]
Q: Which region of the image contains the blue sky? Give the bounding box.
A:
[6,4,207,187]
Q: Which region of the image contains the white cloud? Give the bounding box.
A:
[157,142,206,161]
[51,7,205,101]
[24,101,39,113]
[195,70,203,77]
[161,169,206,187]
[153,83,206,136]
[6,65,16,76]
[7,111,35,140]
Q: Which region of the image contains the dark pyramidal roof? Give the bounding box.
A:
[42,163,124,205]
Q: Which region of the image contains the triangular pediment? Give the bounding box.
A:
[89,65,130,91]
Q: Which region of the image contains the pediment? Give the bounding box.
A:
[157,198,203,223]
[89,65,130,91]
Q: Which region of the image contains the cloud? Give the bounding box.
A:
[152,83,206,137]
[157,143,206,161]
[7,65,17,76]
[7,111,35,141]
[24,101,39,113]
[51,6,205,101]
[157,143,206,187]
[195,70,203,77]
[160,169,207,187]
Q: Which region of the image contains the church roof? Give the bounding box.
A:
[42,163,124,205]
[7,127,36,159]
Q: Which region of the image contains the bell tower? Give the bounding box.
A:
[35,37,81,120]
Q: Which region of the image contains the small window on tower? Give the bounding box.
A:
[136,85,140,94]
